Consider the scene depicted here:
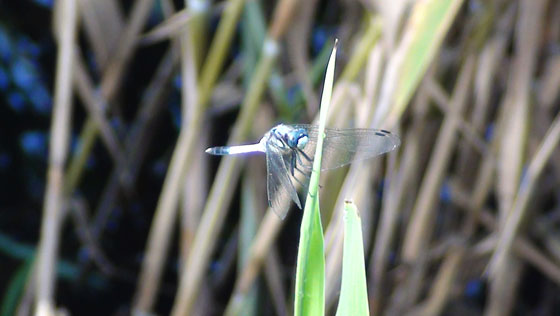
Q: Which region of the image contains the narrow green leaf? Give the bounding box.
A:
[294,39,338,316]
[1,258,33,316]
[336,200,369,316]
[386,0,465,125]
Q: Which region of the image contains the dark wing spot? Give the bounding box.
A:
[375,132,387,137]
[380,129,391,134]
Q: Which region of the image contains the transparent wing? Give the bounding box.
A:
[265,144,302,219]
[291,124,401,170]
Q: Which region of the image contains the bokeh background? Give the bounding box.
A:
[1,0,560,315]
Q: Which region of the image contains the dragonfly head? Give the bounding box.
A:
[286,128,309,150]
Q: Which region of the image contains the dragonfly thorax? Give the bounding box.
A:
[268,124,309,151]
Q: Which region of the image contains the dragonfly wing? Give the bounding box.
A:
[291,124,400,170]
[265,144,302,219]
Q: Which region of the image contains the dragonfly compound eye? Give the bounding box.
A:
[296,134,308,150]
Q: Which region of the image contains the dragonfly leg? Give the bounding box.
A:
[294,150,312,171]
[297,148,313,163]
[290,151,296,177]
[294,162,323,191]
[294,164,311,179]
[292,174,308,190]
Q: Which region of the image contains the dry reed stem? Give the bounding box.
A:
[35,0,78,315]
[91,46,179,240]
[178,3,206,263]
[66,198,115,275]
[425,78,489,155]
[461,18,511,234]
[181,126,208,262]
[141,8,193,45]
[73,53,128,180]
[450,182,560,285]
[64,0,155,196]
[171,48,277,316]
[402,55,475,261]
[286,0,320,117]
[411,247,465,316]
[263,250,288,316]
[132,23,200,312]
[539,55,560,109]
[490,111,560,278]
[370,86,429,313]
[487,1,546,314]
[78,0,124,67]
[134,0,259,311]
[100,0,155,99]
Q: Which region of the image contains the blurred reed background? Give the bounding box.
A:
[1,0,560,315]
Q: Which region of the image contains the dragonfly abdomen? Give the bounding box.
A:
[205,143,265,155]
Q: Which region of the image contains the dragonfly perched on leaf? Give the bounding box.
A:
[206,124,400,219]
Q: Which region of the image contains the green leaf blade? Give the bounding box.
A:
[293,40,338,316]
[336,200,369,316]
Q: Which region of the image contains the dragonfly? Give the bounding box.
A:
[205,124,400,219]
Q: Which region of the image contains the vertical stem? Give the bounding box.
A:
[35,0,78,315]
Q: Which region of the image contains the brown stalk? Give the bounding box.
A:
[401,55,475,261]
[35,0,78,315]
[370,84,430,314]
[487,1,547,314]
[78,0,124,67]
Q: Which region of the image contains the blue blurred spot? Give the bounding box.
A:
[110,117,125,136]
[86,51,100,76]
[130,202,142,214]
[210,261,223,273]
[169,101,181,129]
[519,165,529,191]
[29,84,52,114]
[11,57,38,90]
[484,123,494,141]
[0,152,11,169]
[107,207,123,231]
[0,66,9,90]
[32,0,54,8]
[20,130,47,157]
[17,37,41,57]
[468,0,482,13]
[148,0,164,27]
[70,135,80,153]
[439,181,452,203]
[388,251,397,265]
[27,174,45,200]
[312,27,328,55]
[465,279,483,298]
[8,91,26,112]
[86,156,97,169]
[379,178,387,190]
[135,254,145,265]
[0,27,12,61]
[152,159,167,177]
[286,84,300,105]
[173,74,182,90]
[376,179,387,198]
[107,218,119,231]
[78,247,90,262]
